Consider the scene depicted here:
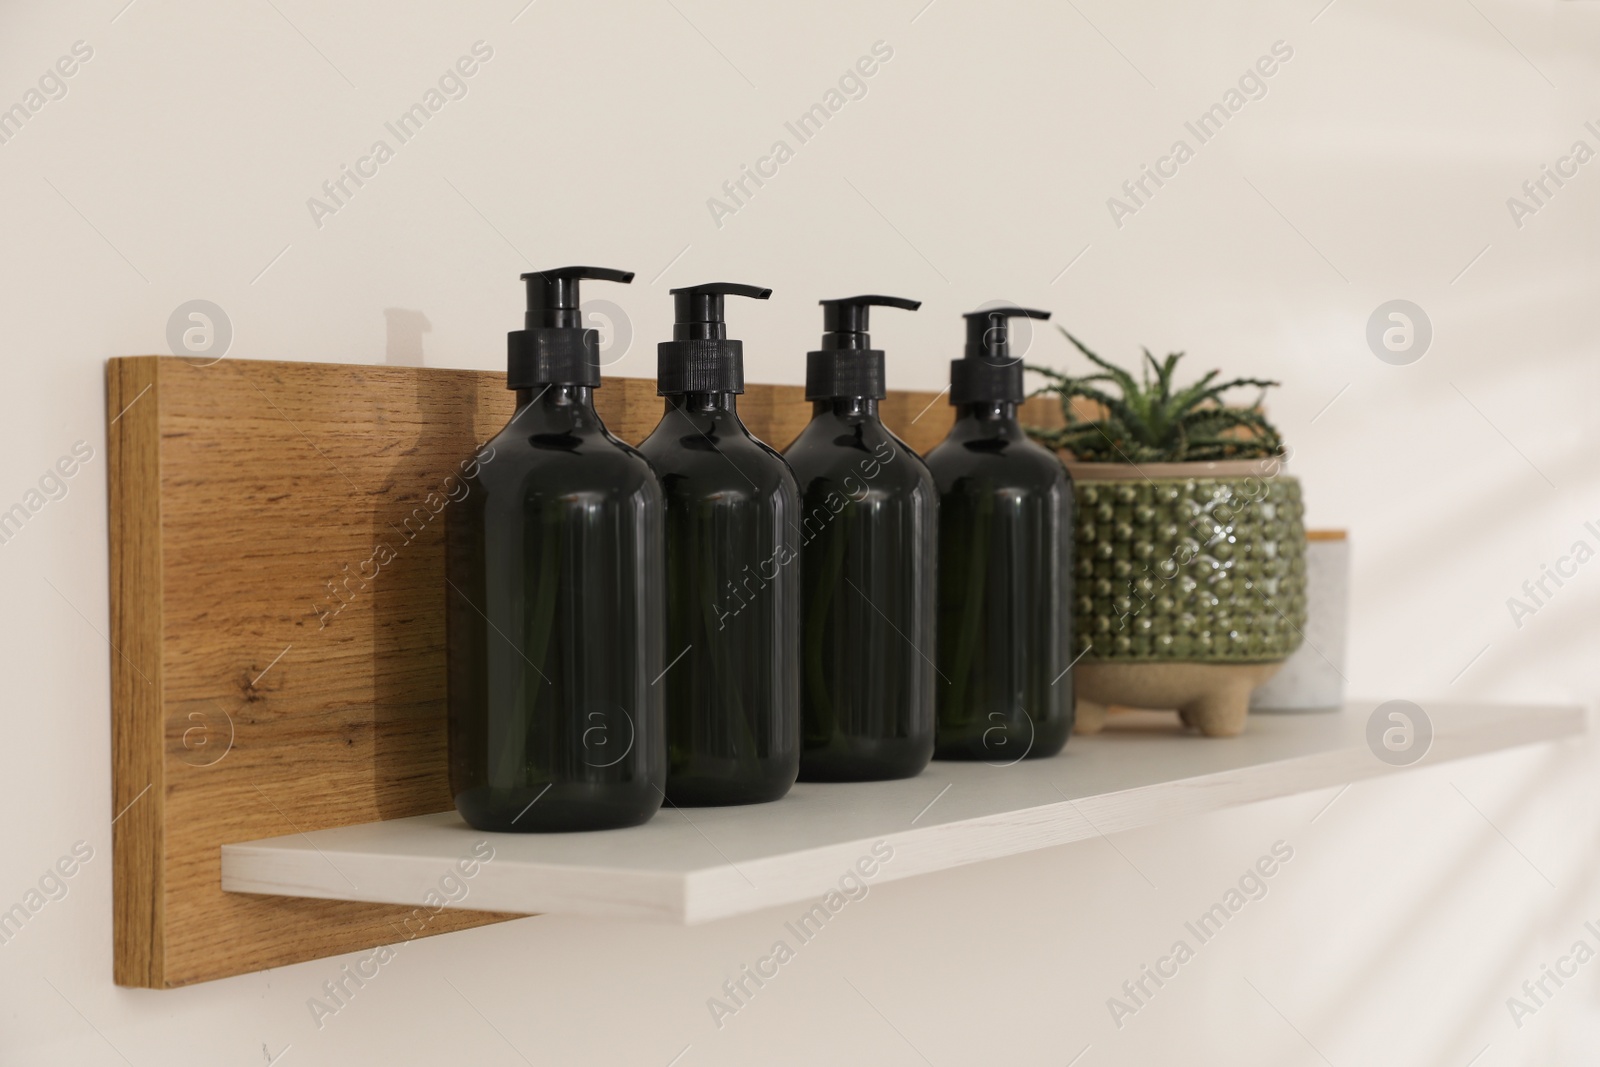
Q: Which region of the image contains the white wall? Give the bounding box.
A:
[3,0,1599,1063]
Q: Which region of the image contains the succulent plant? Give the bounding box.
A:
[1025,328,1285,463]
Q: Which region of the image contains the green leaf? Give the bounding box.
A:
[1023,329,1286,462]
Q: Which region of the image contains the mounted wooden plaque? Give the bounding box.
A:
[108,356,1066,986]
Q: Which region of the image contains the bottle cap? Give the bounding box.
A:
[507,266,634,389]
[805,294,920,401]
[950,305,1051,404]
[657,282,771,395]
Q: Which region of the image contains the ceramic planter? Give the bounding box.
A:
[1067,459,1308,736]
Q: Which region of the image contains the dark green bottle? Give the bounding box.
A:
[784,295,936,781]
[447,266,666,832]
[925,306,1074,762]
[638,282,800,806]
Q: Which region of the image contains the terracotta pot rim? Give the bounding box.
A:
[1065,458,1288,481]
[1078,657,1292,668]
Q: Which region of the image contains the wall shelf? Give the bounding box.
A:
[222,702,1583,925]
[108,357,1583,983]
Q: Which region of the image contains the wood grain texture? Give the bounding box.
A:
[108,357,164,987]
[107,356,999,987]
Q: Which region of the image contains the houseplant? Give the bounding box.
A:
[1026,330,1307,737]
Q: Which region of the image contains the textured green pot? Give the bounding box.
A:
[1068,460,1308,735]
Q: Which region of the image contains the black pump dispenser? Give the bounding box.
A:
[949,306,1052,404]
[446,267,667,833]
[507,265,634,389]
[657,282,771,395]
[786,292,937,783]
[640,281,801,807]
[806,295,921,401]
[925,301,1074,763]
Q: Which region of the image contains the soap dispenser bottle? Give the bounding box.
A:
[638,283,801,806]
[784,295,937,781]
[924,306,1074,761]
[447,266,666,832]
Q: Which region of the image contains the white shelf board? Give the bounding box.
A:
[223,702,1584,924]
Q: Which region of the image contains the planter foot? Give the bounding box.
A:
[1075,661,1285,739]
[1181,685,1253,737]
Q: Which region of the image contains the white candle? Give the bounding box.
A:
[1251,531,1349,712]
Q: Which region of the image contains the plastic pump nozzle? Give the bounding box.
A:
[818,294,921,351]
[508,266,634,388]
[950,305,1052,404]
[658,282,771,395]
[807,294,921,401]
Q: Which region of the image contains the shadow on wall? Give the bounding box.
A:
[384,308,432,367]
[1280,742,1597,1066]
